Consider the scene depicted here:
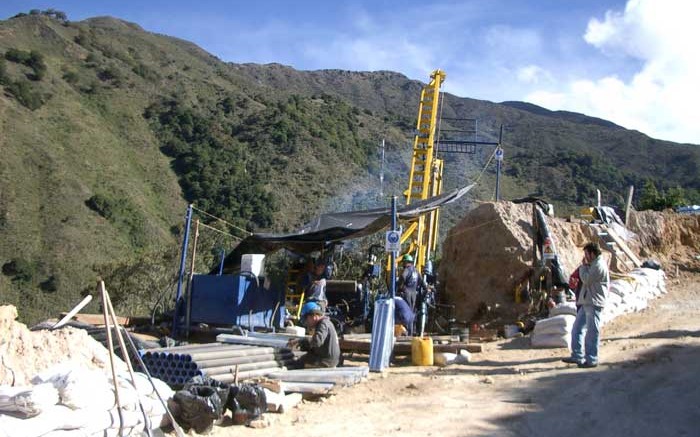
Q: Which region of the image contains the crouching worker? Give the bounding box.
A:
[394,296,415,336]
[288,301,340,368]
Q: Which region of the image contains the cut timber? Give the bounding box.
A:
[340,339,482,354]
[603,225,642,267]
[59,313,150,327]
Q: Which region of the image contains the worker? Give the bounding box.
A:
[394,295,415,336]
[288,301,340,368]
[397,254,425,312]
[301,258,328,312]
[562,242,609,368]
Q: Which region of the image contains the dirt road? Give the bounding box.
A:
[211,272,700,437]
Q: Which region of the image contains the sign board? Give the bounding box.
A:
[495,147,504,162]
[385,230,401,252]
[543,237,556,260]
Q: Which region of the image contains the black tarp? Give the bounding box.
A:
[216,184,475,273]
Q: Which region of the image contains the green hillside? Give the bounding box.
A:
[1,12,698,323]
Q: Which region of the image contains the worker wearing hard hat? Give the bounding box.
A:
[397,254,426,312]
[287,301,340,368]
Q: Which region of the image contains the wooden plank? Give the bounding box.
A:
[60,313,150,327]
[340,338,482,355]
[604,226,642,267]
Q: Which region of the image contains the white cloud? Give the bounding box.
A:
[517,65,552,85]
[527,0,700,144]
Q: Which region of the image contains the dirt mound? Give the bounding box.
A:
[628,210,700,271]
[0,305,122,386]
[438,202,700,322]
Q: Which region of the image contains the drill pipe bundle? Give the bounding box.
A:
[141,343,294,386]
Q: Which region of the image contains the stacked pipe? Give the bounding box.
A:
[141,343,295,387]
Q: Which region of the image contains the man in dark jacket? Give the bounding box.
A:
[394,296,415,336]
[562,242,609,368]
[397,254,425,311]
[289,301,340,368]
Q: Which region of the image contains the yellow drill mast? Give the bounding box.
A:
[400,69,446,273]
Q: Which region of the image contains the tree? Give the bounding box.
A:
[639,179,660,211]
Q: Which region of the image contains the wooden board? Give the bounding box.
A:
[59,313,150,327]
[340,338,482,355]
[604,226,642,267]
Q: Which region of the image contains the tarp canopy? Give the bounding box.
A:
[217,184,475,273]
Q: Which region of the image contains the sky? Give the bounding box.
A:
[2,0,699,145]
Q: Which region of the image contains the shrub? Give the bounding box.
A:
[2,259,36,282]
[62,70,79,84]
[39,275,59,292]
[5,48,31,64]
[6,79,45,110]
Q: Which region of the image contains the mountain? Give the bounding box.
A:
[499,101,623,129]
[1,12,698,323]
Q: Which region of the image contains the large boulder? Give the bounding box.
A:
[438,202,593,322]
[438,202,700,323]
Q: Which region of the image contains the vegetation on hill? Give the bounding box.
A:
[0,12,698,323]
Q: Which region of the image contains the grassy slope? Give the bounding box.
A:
[0,16,186,321]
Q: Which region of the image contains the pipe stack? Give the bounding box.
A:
[141,343,295,386]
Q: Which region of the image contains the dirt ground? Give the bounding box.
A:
[207,270,700,437]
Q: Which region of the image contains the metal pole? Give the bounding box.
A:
[390,196,397,298]
[184,219,200,338]
[495,145,503,202]
[380,139,385,197]
[218,248,226,275]
[172,204,193,337]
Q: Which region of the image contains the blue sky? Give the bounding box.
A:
[2,0,698,144]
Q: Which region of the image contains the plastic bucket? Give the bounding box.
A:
[411,337,434,366]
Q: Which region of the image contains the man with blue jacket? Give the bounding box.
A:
[563,242,609,368]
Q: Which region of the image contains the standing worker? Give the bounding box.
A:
[562,242,609,368]
[301,259,328,312]
[288,301,340,368]
[397,254,425,312]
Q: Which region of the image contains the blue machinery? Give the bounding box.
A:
[171,205,284,337]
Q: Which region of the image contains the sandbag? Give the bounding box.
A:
[549,302,577,317]
[533,315,575,336]
[0,383,58,417]
[531,332,570,349]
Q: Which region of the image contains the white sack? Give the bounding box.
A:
[0,383,58,417]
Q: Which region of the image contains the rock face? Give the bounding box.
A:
[437,202,700,323]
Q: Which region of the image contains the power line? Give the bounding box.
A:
[191,206,252,237]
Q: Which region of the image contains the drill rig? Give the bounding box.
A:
[398,69,446,273]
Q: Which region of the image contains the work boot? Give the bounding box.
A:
[562,357,584,365]
[578,361,598,368]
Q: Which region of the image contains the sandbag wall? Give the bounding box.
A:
[142,343,295,386]
[530,267,667,348]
